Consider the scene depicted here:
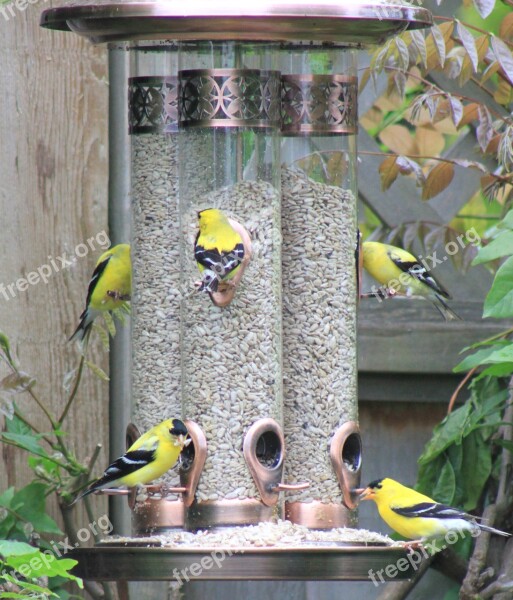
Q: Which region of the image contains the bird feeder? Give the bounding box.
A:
[40,0,432,583]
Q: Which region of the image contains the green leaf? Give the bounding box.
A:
[0,432,46,456]
[0,540,38,557]
[499,210,513,230]
[432,460,456,504]
[11,483,62,535]
[494,439,513,453]
[473,362,513,382]
[460,432,492,511]
[417,456,445,497]
[472,231,513,265]
[0,331,13,365]
[418,402,472,464]
[0,576,58,597]
[5,411,34,436]
[6,554,82,587]
[483,256,513,318]
[453,344,510,373]
[85,360,109,382]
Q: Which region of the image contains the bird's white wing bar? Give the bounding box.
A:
[392,502,468,520]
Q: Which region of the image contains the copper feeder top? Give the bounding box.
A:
[40,0,432,45]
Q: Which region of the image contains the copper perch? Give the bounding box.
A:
[243,418,310,506]
[179,419,207,507]
[330,421,362,510]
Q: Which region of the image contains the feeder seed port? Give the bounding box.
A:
[330,421,362,511]
[243,418,309,507]
[179,419,207,507]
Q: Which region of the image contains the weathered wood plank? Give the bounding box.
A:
[358,299,509,373]
[0,6,110,528]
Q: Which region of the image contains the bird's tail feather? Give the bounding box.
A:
[69,485,95,506]
[69,309,96,342]
[433,294,462,322]
[477,522,511,537]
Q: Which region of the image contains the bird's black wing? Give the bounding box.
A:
[194,242,244,278]
[84,255,111,308]
[90,448,156,490]
[392,502,466,520]
[388,254,450,299]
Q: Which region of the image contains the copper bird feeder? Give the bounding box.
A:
[41,0,432,584]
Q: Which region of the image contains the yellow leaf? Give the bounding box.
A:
[360,107,383,130]
[494,79,513,105]
[379,124,417,155]
[416,126,446,156]
[422,162,455,200]
[459,102,480,127]
[433,117,458,135]
[379,156,400,191]
[500,12,513,43]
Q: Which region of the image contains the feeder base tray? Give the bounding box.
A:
[71,540,419,581]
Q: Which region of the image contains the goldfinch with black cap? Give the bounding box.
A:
[74,418,189,502]
[358,478,509,543]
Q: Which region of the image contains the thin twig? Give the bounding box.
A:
[58,353,86,425]
[448,367,477,414]
[479,577,513,599]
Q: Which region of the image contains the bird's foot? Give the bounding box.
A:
[361,288,397,300]
[400,540,424,552]
[107,290,131,302]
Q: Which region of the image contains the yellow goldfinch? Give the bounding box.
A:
[74,418,189,502]
[362,241,460,321]
[359,478,510,542]
[194,209,245,294]
[70,243,132,342]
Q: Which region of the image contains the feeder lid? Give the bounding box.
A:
[40,0,432,45]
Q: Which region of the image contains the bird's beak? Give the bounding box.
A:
[355,487,373,501]
[175,434,192,448]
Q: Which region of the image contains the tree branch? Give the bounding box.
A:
[459,381,513,599]
[376,556,433,600]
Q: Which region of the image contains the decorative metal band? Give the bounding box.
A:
[128,76,178,134]
[178,69,281,129]
[281,74,358,135]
